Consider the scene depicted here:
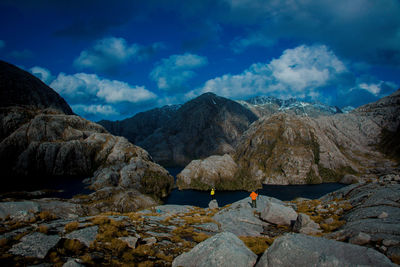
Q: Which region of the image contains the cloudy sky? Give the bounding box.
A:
[1,0,399,121]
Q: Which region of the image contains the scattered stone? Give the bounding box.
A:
[119,236,138,249]
[172,232,257,267]
[62,258,85,267]
[378,211,389,219]
[349,232,371,245]
[323,217,335,224]
[9,232,61,259]
[65,226,98,247]
[256,233,396,267]
[143,236,157,245]
[383,239,400,247]
[208,199,218,209]
[196,223,219,232]
[260,201,297,226]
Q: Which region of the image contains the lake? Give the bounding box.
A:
[164,168,345,208]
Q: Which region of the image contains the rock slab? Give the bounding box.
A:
[172,232,257,267]
[65,226,98,247]
[256,233,396,267]
[9,232,61,259]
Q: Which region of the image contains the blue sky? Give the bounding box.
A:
[1,0,399,121]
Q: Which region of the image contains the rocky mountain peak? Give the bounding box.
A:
[0,60,73,115]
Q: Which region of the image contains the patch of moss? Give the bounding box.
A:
[239,236,274,255]
[140,169,174,199]
[305,168,320,184]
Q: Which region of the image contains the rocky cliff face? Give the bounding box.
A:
[0,61,174,210]
[98,104,181,145]
[138,93,258,166]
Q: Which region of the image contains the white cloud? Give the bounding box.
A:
[74,37,163,73]
[150,53,208,90]
[50,72,156,104]
[190,44,347,100]
[0,40,5,49]
[71,104,119,116]
[230,33,275,53]
[30,66,54,84]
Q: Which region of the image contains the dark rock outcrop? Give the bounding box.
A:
[0,60,73,115]
[138,92,258,166]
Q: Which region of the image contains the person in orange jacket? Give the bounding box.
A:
[250,191,258,208]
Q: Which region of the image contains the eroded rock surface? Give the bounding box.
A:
[256,233,396,267]
[172,232,257,267]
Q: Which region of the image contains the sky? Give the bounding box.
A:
[1,0,399,121]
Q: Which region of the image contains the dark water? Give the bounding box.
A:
[164,168,345,208]
[0,176,93,200]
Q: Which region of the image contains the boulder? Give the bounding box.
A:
[260,201,298,226]
[208,199,219,209]
[62,259,85,267]
[172,232,257,267]
[65,226,98,247]
[256,233,396,267]
[292,213,321,235]
[349,232,371,245]
[340,174,360,184]
[9,232,61,259]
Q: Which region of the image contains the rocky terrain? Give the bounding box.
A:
[1,173,399,266]
[177,90,399,190]
[0,61,174,212]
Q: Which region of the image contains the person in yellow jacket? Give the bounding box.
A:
[210,187,215,200]
[250,191,258,208]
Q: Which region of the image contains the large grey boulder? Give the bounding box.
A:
[65,226,98,247]
[9,232,61,259]
[213,196,281,236]
[260,201,298,226]
[172,232,257,267]
[256,233,396,267]
[208,199,219,209]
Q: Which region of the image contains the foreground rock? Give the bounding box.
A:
[172,232,257,267]
[9,232,61,259]
[177,154,239,190]
[256,233,396,267]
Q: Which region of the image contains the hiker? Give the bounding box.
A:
[250,191,258,208]
[210,187,215,200]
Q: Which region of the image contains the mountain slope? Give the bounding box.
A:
[138,92,258,166]
[98,104,181,144]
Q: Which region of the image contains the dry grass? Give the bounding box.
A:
[0,238,8,246]
[239,236,275,255]
[37,211,57,221]
[63,239,85,254]
[64,221,79,233]
[38,225,49,234]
